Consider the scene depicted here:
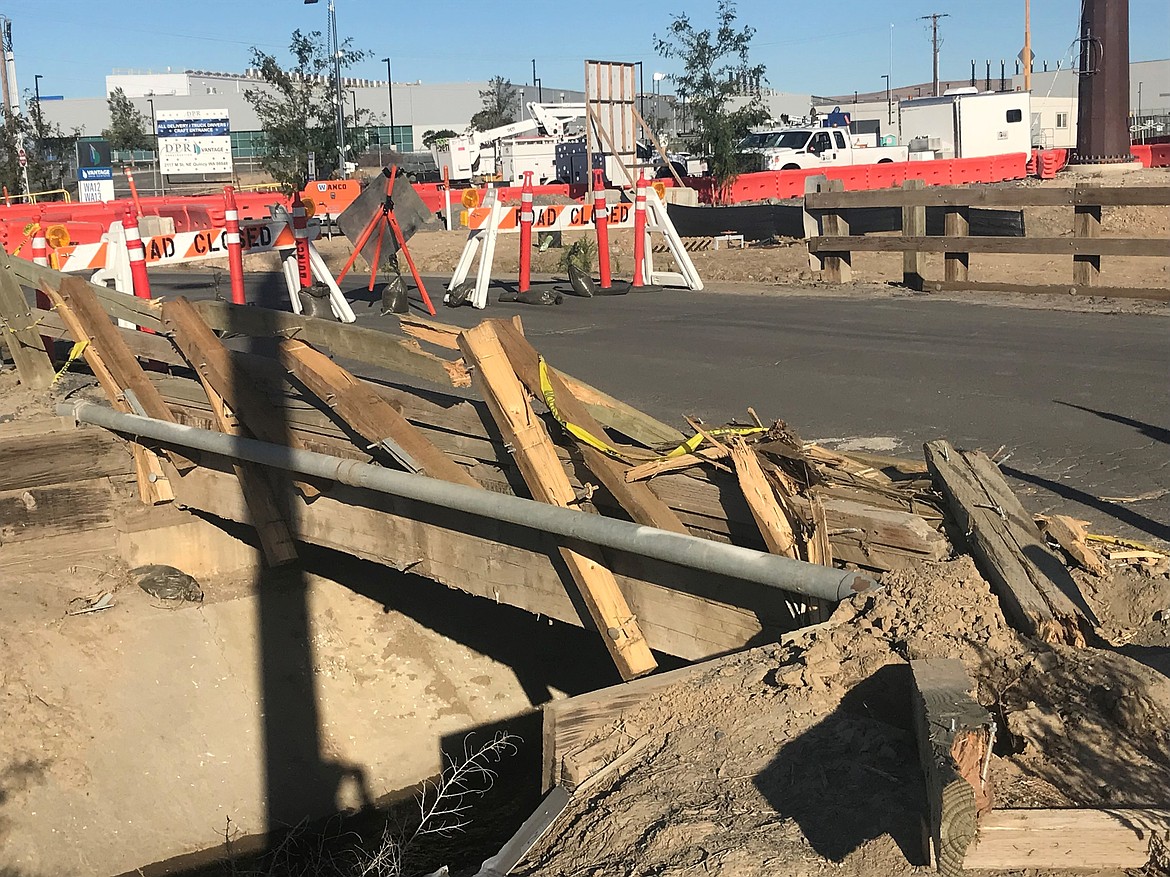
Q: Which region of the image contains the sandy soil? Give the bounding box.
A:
[519,556,1170,877]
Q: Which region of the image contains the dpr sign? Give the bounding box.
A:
[156,108,233,175]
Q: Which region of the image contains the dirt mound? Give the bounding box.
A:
[520,557,1170,877]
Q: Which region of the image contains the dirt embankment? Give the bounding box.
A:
[520,555,1170,877]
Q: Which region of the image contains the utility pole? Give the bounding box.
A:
[1023,0,1033,91]
[920,13,950,97]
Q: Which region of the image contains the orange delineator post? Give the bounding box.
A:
[632,173,648,288]
[518,171,534,293]
[123,208,155,334]
[592,168,612,290]
[292,198,313,289]
[124,167,143,217]
[222,185,247,305]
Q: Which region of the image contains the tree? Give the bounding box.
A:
[102,87,152,152]
[469,77,519,132]
[422,128,459,149]
[0,95,78,195]
[244,29,372,190]
[654,0,768,200]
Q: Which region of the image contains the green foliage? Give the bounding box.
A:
[654,0,768,201]
[422,128,458,149]
[558,236,597,275]
[244,29,372,191]
[0,97,78,196]
[102,87,152,152]
[469,77,520,132]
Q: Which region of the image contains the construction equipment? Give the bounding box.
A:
[432,102,587,184]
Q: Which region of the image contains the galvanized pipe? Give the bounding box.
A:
[60,401,878,602]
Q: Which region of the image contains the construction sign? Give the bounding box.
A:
[53,219,312,272]
[465,201,635,233]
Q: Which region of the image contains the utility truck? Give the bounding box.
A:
[738,126,908,171]
[431,103,586,184]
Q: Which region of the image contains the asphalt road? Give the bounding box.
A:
[153,270,1170,547]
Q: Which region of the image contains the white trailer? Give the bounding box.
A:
[899,89,1032,159]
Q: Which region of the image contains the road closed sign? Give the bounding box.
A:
[156,108,233,175]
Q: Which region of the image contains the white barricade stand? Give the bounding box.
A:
[447,187,703,309]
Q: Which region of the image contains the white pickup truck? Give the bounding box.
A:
[738,127,909,172]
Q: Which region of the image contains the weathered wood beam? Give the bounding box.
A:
[278,338,481,489]
[925,440,1087,646]
[192,299,470,388]
[911,658,996,877]
[490,319,688,535]
[458,321,657,680]
[729,437,798,559]
[806,184,1170,209]
[0,266,54,389]
[964,809,1170,871]
[810,235,1169,258]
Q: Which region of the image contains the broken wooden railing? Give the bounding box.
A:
[803,180,1170,300]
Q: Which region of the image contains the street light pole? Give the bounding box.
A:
[147,97,165,196]
[381,56,394,150]
[881,74,892,126]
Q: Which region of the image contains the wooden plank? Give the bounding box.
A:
[810,234,1170,258]
[2,251,164,330]
[0,478,116,542]
[0,266,54,389]
[162,296,323,499]
[40,280,174,505]
[1072,204,1102,286]
[728,437,798,559]
[819,179,852,283]
[924,440,1085,646]
[1037,513,1107,576]
[0,429,132,491]
[171,462,793,664]
[192,299,470,389]
[802,174,830,270]
[965,809,1170,871]
[910,658,996,877]
[193,368,299,568]
[902,179,926,291]
[927,280,1170,302]
[34,307,185,368]
[943,207,970,283]
[458,322,657,680]
[626,449,727,482]
[490,320,689,535]
[805,184,1170,209]
[395,314,685,449]
[278,338,481,489]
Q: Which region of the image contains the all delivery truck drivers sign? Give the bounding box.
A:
[156,108,233,175]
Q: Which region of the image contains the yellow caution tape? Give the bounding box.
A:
[52,340,88,385]
[1084,533,1166,554]
[539,357,628,460]
[539,356,767,462]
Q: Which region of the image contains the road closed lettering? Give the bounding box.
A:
[469,202,636,233]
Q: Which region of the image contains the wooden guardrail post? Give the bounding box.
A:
[901,179,927,290]
[820,179,852,283]
[943,207,971,283]
[1072,204,1102,287]
[802,174,829,271]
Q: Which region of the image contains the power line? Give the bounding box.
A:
[919,12,950,96]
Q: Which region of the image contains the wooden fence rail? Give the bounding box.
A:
[803,178,1170,301]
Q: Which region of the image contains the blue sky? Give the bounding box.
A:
[6,0,1168,99]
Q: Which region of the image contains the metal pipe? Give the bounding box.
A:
[60,401,878,603]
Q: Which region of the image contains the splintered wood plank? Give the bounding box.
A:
[806,494,833,567]
[729,437,798,559]
[194,371,298,567]
[964,809,1170,871]
[490,320,688,535]
[0,266,53,389]
[0,429,131,490]
[458,321,656,681]
[1037,513,1107,576]
[162,296,322,499]
[925,441,1086,646]
[396,313,684,449]
[192,299,470,388]
[40,279,174,504]
[278,338,481,489]
[910,658,996,877]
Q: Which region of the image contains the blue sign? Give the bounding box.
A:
[156,117,230,138]
[79,167,113,181]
